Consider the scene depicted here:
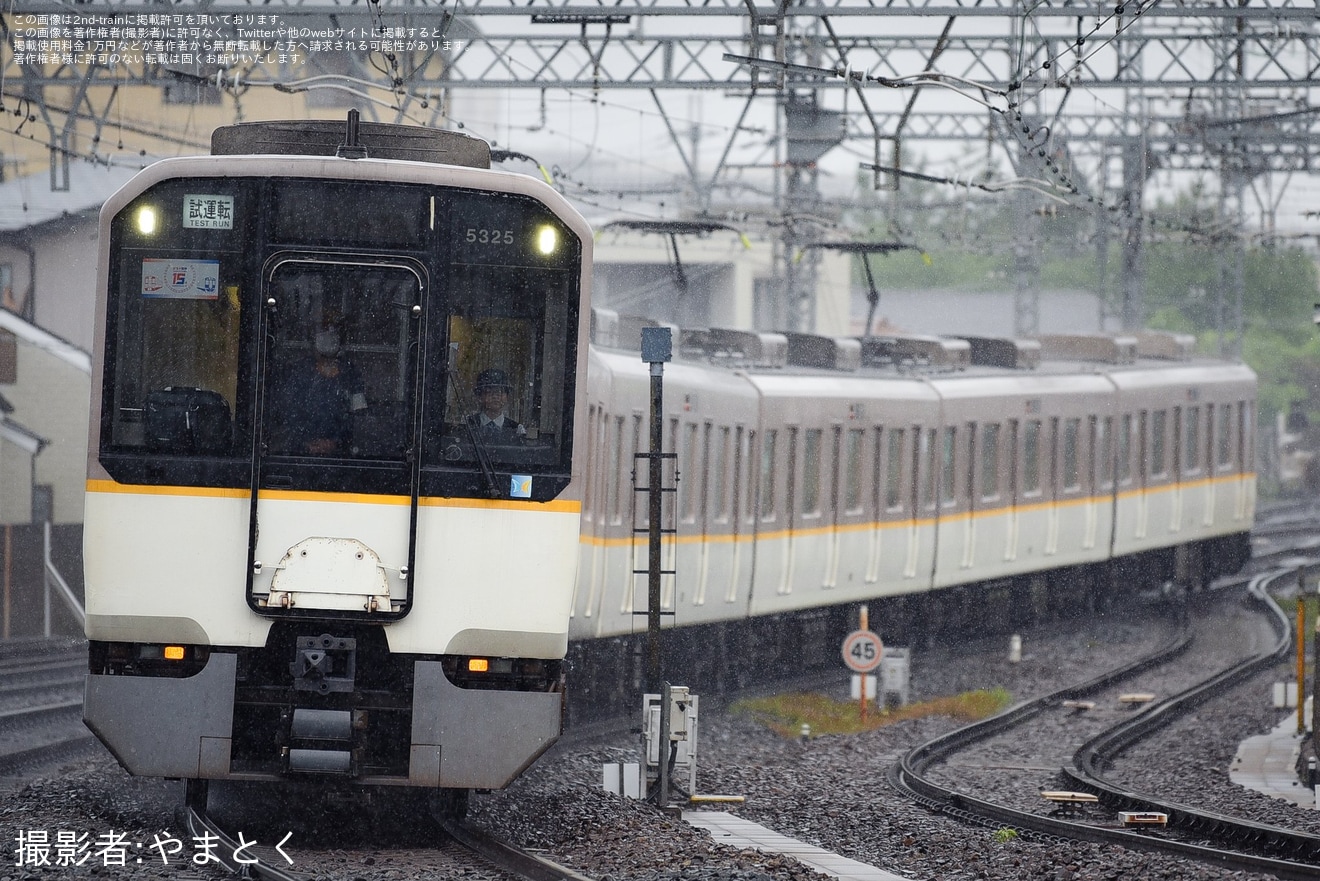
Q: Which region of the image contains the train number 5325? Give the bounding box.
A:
[465,228,514,244]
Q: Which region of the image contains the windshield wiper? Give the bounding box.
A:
[447,344,502,500]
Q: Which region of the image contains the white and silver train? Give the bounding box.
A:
[81,116,592,811]
[79,117,1257,805]
[570,324,1255,708]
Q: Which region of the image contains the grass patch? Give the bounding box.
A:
[730,687,1014,739]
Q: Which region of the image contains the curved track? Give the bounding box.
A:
[889,570,1317,879]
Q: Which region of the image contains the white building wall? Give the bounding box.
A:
[0,341,90,525]
[31,218,100,352]
[0,436,35,525]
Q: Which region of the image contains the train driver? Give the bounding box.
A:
[466,368,526,442]
[276,317,368,456]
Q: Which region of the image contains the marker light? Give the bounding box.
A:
[467,658,490,673]
[163,645,186,661]
[136,206,158,235]
[536,225,558,255]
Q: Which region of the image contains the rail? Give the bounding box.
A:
[439,818,598,881]
[1062,571,1320,862]
[888,572,1319,880]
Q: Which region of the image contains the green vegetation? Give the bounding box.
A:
[992,827,1019,845]
[730,688,1013,739]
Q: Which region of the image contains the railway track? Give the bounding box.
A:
[180,788,598,881]
[890,568,1317,879]
[0,638,99,782]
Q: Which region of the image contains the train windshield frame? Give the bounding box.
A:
[100,175,582,503]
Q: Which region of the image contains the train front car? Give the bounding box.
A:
[82,120,592,807]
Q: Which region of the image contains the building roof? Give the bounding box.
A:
[0,162,143,233]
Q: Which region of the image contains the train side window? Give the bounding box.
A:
[630,414,644,525]
[919,428,936,511]
[1151,409,1167,478]
[609,416,625,525]
[739,428,752,525]
[1235,401,1246,472]
[885,428,904,512]
[981,423,1000,501]
[785,428,800,524]
[802,428,823,517]
[1098,416,1114,489]
[759,430,777,521]
[681,422,699,524]
[728,427,742,525]
[845,428,865,514]
[1007,420,1019,498]
[964,423,976,506]
[1185,406,1201,474]
[667,418,680,526]
[1119,414,1134,485]
[1217,404,1232,467]
[1062,417,1080,492]
[713,426,730,524]
[1023,420,1041,495]
[940,426,957,507]
[583,404,599,523]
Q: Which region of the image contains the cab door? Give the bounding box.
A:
[246,254,426,620]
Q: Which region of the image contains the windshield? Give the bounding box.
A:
[100,176,582,501]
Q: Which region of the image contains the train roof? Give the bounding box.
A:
[590,310,1255,387]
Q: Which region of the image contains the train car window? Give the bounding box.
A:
[700,423,714,527]
[666,418,680,526]
[739,428,752,525]
[102,179,256,463]
[1023,420,1041,495]
[846,428,865,514]
[582,405,600,523]
[1218,404,1232,467]
[803,429,823,516]
[981,423,1000,501]
[630,414,644,524]
[1087,416,1099,491]
[264,261,421,461]
[1062,418,1080,491]
[729,427,743,526]
[940,426,957,507]
[609,416,625,525]
[885,428,904,512]
[1151,409,1167,477]
[713,426,730,523]
[423,190,580,498]
[1235,404,1246,472]
[1185,406,1201,474]
[1119,414,1134,484]
[681,423,699,524]
[759,430,777,521]
[1007,420,1019,499]
[920,428,937,511]
[964,424,976,507]
[1098,416,1113,489]
[785,428,800,524]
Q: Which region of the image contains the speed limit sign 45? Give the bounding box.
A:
[841,629,883,673]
